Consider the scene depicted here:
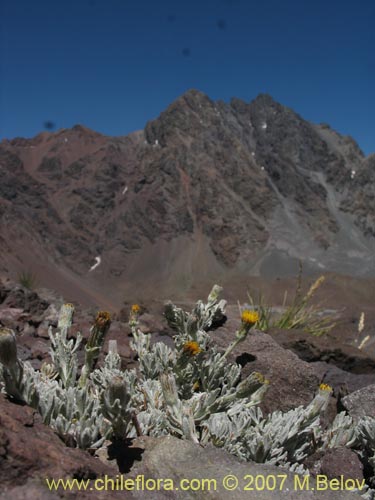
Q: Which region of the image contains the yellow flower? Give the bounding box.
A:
[182,341,202,356]
[319,383,332,392]
[241,310,259,326]
[131,304,141,313]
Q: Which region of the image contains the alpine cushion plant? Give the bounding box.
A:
[0,284,373,494]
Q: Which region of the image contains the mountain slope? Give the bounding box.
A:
[0,90,373,306]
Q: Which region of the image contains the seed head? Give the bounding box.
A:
[95,311,111,329]
[108,375,129,406]
[306,276,325,301]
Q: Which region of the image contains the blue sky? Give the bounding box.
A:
[1,0,374,154]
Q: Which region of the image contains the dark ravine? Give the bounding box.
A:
[0,89,374,307]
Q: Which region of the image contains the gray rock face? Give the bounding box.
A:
[342,384,375,422]
[125,435,362,500]
[340,154,375,237]
[310,361,375,395]
[0,90,374,306]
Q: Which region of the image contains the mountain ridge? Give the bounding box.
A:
[0,89,373,307]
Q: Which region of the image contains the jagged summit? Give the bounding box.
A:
[250,92,280,106]
[178,88,211,101]
[176,89,281,110]
[0,90,374,306]
[71,124,94,132]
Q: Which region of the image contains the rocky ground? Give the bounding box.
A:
[1,275,375,498]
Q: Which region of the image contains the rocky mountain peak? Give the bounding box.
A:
[71,124,101,135]
[0,90,374,306]
[177,88,212,107]
[250,92,282,109]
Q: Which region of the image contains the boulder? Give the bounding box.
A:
[268,328,375,374]
[123,435,362,499]
[0,394,117,498]
[210,310,321,413]
[311,361,375,395]
[342,385,375,422]
[320,447,364,482]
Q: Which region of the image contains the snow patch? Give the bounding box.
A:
[122,186,128,195]
[351,170,356,179]
[89,256,101,272]
[261,122,267,130]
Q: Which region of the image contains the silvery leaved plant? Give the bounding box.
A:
[0,285,371,491]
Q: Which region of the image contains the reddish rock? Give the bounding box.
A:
[2,285,49,316]
[0,307,26,326]
[320,447,364,482]
[0,394,120,498]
